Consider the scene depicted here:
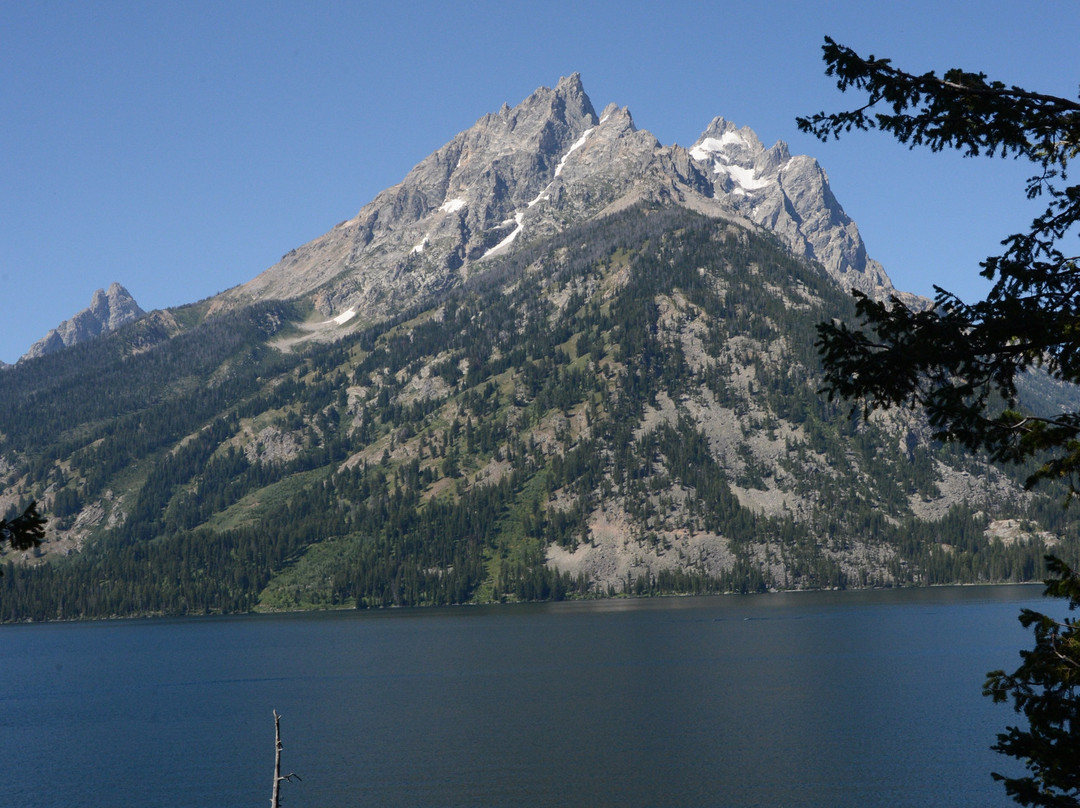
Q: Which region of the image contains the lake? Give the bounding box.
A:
[0,585,1052,807]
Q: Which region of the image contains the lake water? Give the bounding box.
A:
[0,585,1053,807]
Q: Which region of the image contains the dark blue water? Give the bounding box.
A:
[0,586,1051,807]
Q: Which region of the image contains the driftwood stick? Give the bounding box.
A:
[271,710,301,808]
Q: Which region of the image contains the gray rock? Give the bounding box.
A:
[24,282,145,360]
[687,116,901,299]
[216,75,915,329]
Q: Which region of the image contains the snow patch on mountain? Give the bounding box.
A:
[333,309,357,325]
[485,122,601,259]
[483,211,525,259]
[688,117,903,300]
[688,132,748,160]
[716,163,771,192]
[555,127,594,177]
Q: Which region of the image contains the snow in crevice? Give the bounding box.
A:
[411,236,429,254]
[527,192,550,208]
[482,211,524,259]
[554,127,594,178]
[533,126,598,205]
[439,197,467,213]
[477,126,597,261]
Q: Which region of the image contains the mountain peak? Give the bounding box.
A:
[23,282,145,361]
[694,117,765,155]
[223,75,606,318]
[557,71,584,89]
[554,72,593,114]
[3,82,1056,618]
[688,118,899,298]
[221,74,907,334]
[500,73,598,142]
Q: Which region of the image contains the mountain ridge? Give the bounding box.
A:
[209,74,915,337]
[25,75,913,359]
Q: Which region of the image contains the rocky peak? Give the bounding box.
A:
[220,75,912,336]
[688,118,899,299]
[505,72,596,136]
[222,75,608,318]
[23,282,145,361]
[89,283,141,330]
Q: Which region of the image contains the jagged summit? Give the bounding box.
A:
[215,75,907,334]
[691,117,786,183]
[220,75,615,320]
[688,117,897,299]
[23,282,144,360]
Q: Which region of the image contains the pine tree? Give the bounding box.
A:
[799,37,1080,807]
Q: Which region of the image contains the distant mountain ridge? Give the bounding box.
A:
[31,76,908,356]
[23,282,144,360]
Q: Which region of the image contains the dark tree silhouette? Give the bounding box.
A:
[0,501,46,574]
[984,557,1080,807]
[799,38,1080,807]
[799,37,1080,494]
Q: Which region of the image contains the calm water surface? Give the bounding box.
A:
[0,586,1053,807]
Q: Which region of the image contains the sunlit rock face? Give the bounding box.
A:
[216,75,905,328]
[24,282,145,360]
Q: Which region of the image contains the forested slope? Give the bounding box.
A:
[0,204,1068,620]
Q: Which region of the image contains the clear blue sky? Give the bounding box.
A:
[2,0,1077,363]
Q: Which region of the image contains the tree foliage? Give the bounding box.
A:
[798,37,1080,493]
[984,557,1080,807]
[799,37,1080,806]
[0,501,45,555]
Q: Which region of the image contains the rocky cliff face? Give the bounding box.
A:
[219,74,608,318]
[217,75,909,330]
[31,76,913,360]
[24,282,145,360]
[688,118,897,299]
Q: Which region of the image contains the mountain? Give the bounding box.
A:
[213,74,913,338]
[0,77,1069,621]
[23,282,145,360]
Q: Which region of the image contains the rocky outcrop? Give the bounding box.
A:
[219,74,609,319]
[23,282,145,360]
